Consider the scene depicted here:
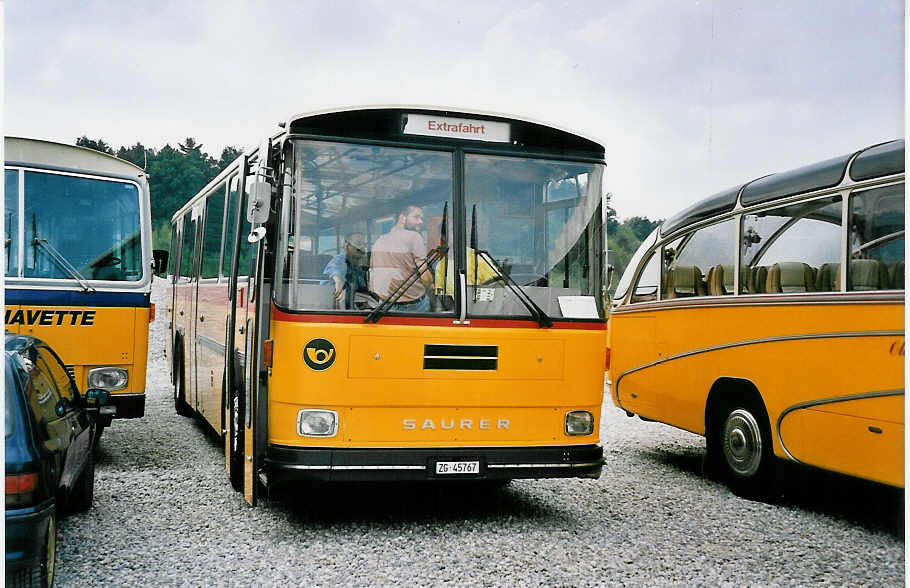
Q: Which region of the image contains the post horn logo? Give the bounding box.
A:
[303,338,336,371]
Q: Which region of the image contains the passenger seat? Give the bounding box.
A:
[745,265,768,294]
[890,260,904,289]
[841,259,890,291]
[814,263,840,292]
[706,264,734,296]
[665,265,705,298]
[765,262,816,293]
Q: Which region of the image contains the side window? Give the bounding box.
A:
[741,195,842,294]
[849,183,904,291]
[37,348,74,402]
[630,250,660,303]
[663,219,735,298]
[201,183,227,279]
[179,214,196,280]
[168,222,178,283]
[5,169,19,277]
[237,172,254,278]
[25,357,61,425]
[222,175,239,279]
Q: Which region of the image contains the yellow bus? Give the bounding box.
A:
[4,137,158,434]
[164,106,610,504]
[607,139,904,498]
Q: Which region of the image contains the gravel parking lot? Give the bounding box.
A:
[55,278,904,586]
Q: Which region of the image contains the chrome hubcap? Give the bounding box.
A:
[722,409,762,477]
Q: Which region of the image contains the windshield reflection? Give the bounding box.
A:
[21,171,142,282]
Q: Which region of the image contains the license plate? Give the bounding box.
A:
[435,460,480,475]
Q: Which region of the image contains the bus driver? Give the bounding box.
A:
[369,205,434,312]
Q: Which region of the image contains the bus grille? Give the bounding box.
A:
[423,344,498,371]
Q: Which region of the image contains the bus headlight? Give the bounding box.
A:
[87,367,129,391]
[297,410,338,437]
[565,410,594,436]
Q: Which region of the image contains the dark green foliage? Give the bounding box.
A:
[76,136,114,155]
[75,137,242,249]
[608,214,661,297]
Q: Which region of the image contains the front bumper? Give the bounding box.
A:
[265,444,604,485]
[107,392,145,420]
[5,499,54,571]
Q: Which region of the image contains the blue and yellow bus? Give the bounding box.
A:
[4,137,156,433]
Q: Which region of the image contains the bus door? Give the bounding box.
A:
[187,203,205,412]
[225,154,263,504]
[175,207,202,409]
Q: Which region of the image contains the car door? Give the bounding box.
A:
[38,346,91,489]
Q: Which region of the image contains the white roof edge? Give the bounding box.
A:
[5,135,145,174]
[282,104,607,151]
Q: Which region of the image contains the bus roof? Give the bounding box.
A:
[661,139,904,237]
[285,105,606,158]
[4,136,145,179]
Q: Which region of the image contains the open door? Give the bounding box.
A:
[243,237,267,505]
[224,141,275,506]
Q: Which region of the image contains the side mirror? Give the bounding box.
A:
[153,249,169,275]
[246,181,272,225]
[85,388,111,407]
[606,264,616,290]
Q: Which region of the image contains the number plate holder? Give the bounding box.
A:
[433,460,481,476]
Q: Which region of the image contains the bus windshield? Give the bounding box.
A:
[613,227,658,302]
[463,154,605,318]
[20,171,142,282]
[274,140,605,318]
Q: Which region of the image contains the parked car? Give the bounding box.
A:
[5,334,111,587]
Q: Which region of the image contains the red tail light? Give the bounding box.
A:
[6,473,37,494]
[149,303,156,323]
[604,347,611,371]
[6,473,39,507]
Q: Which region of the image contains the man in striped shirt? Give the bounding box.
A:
[369,205,433,312]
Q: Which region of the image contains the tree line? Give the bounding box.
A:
[75,136,241,249]
[76,137,658,291]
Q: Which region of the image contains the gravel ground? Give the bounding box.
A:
[55,277,904,586]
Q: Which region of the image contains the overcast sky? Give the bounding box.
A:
[4,1,904,220]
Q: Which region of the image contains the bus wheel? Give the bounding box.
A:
[174,341,192,417]
[228,382,244,492]
[715,402,776,500]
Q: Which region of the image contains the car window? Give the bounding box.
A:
[38,348,75,401]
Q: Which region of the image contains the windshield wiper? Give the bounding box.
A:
[470,205,551,328]
[32,216,95,292]
[365,202,448,324]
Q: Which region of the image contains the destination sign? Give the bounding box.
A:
[404,114,510,143]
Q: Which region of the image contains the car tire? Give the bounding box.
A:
[228,380,245,492]
[92,423,105,451]
[712,399,776,500]
[7,511,57,587]
[174,340,193,418]
[68,449,95,513]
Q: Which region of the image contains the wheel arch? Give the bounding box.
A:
[705,377,769,434]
